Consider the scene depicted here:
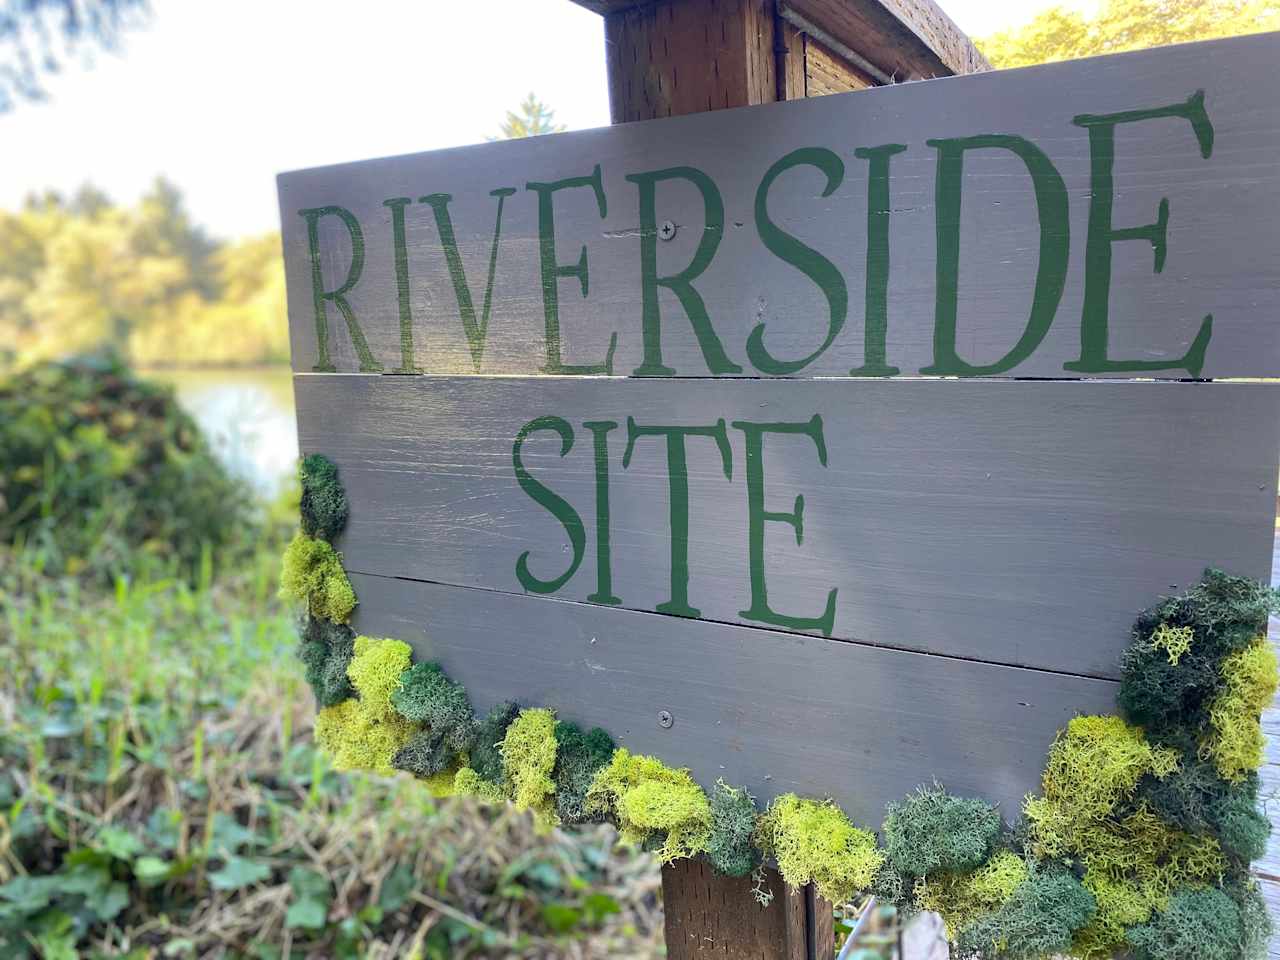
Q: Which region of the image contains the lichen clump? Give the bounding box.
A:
[299,453,349,541]
[587,750,711,864]
[280,533,357,623]
[287,464,1280,960]
[757,794,884,906]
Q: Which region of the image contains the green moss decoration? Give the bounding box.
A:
[1119,569,1279,751]
[587,749,712,864]
[501,708,560,825]
[1126,887,1243,960]
[1203,637,1278,782]
[551,721,615,824]
[454,766,509,804]
[883,784,1003,879]
[299,453,349,542]
[285,492,1278,960]
[280,533,357,623]
[469,700,520,785]
[297,615,356,707]
[391,661,475,754]
[954,867,1096,960]
[757,794,883,906]
[707,781,761,878]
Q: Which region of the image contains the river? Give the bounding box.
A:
[144,367,297,498]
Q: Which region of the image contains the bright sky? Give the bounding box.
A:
[0,0,1095,239]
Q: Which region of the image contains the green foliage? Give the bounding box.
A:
[501,708,560,825]
[552,721,615,824]
[883,784,1003,879]
[955,867,1096,960]
[0,354,252,580]
[470,700,520,785]
[279,533,357,623]
[299,453,348,542]
[0,180,288,368]
[391,661,475,754]
[297,615,356,707]
[586,750,711,864]
[707,781,760,878]
[977,0,1280,69]
[1126,888,1242,960]
[757,794,883,905]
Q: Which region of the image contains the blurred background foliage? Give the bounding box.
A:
[0,179,286,370]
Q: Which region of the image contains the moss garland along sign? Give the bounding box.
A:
[279,33,1280,824]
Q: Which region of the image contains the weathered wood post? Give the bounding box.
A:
[568,3,989,955]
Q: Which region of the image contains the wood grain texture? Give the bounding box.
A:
[279,33,1280,380]
[1256,532,1280,957]
[804,37,876,96]
[661,859,832,958]
[297,374,1279,679]
[347,571,1120,823]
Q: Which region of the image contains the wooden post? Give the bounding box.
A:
[566,1,988,955]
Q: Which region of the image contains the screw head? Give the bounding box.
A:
[657,710,674,729]
[658,220,677,241]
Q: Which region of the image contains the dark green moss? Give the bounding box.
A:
[390,661,474,753]
[955,868,1095,960]
[469,700,520,785]
[297,616,356,707]
[706,782,759,878]
[299,453,348,542]
[551,721,615,824]
[882,784,1003,879]
[1137,759,1268,862]
[391,728,455,778]
[1126,887,1242,960]
[1120,570,1279,749]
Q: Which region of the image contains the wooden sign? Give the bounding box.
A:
[280,33,1280,825]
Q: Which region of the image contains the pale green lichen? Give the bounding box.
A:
[500,708,559,826]
[756,794,883,906]
[280,532,356,623]
[586,749,711,863]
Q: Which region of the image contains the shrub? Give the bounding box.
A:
[0,353,251,579]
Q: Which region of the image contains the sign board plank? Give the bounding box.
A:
[279,33,1280,380]
[295,375,1279,680]
[348,571,1120,823]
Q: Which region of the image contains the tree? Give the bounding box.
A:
[0,0,149,111]
[978,0,1280,69]
[497,92,566,139]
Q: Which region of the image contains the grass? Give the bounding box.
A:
[0,539,663,959]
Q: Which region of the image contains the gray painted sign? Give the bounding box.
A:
[280,33,1280,817]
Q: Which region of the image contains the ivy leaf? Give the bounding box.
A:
[0,874,58,913]
[377,864,415,913]
[208,812,259,855]
[208,856,271,891]
[285,867,330,930]
[582,892,621,926]
[134,856,173,887]
[95,825,144,860]
[540,902,582,934]
[86,881,129,921]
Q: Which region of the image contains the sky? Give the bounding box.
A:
[0,0,1095,239]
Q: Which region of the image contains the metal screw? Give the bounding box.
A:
[658,220,677,241]
[657,710,674,729]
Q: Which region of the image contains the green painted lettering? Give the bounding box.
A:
[583,420,621,605]
[626,166,740,376]
[749,148,848,375]
[383,197,422,373]
[512,416,585,595]
[298,205,381,372]
[921,135,1069,376]
[731,416,837,636]
[1066,91,1214,377]
[850,144,908,376]
[622,418,733,617]
[526,165,617,375]
[420,187,517,372]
